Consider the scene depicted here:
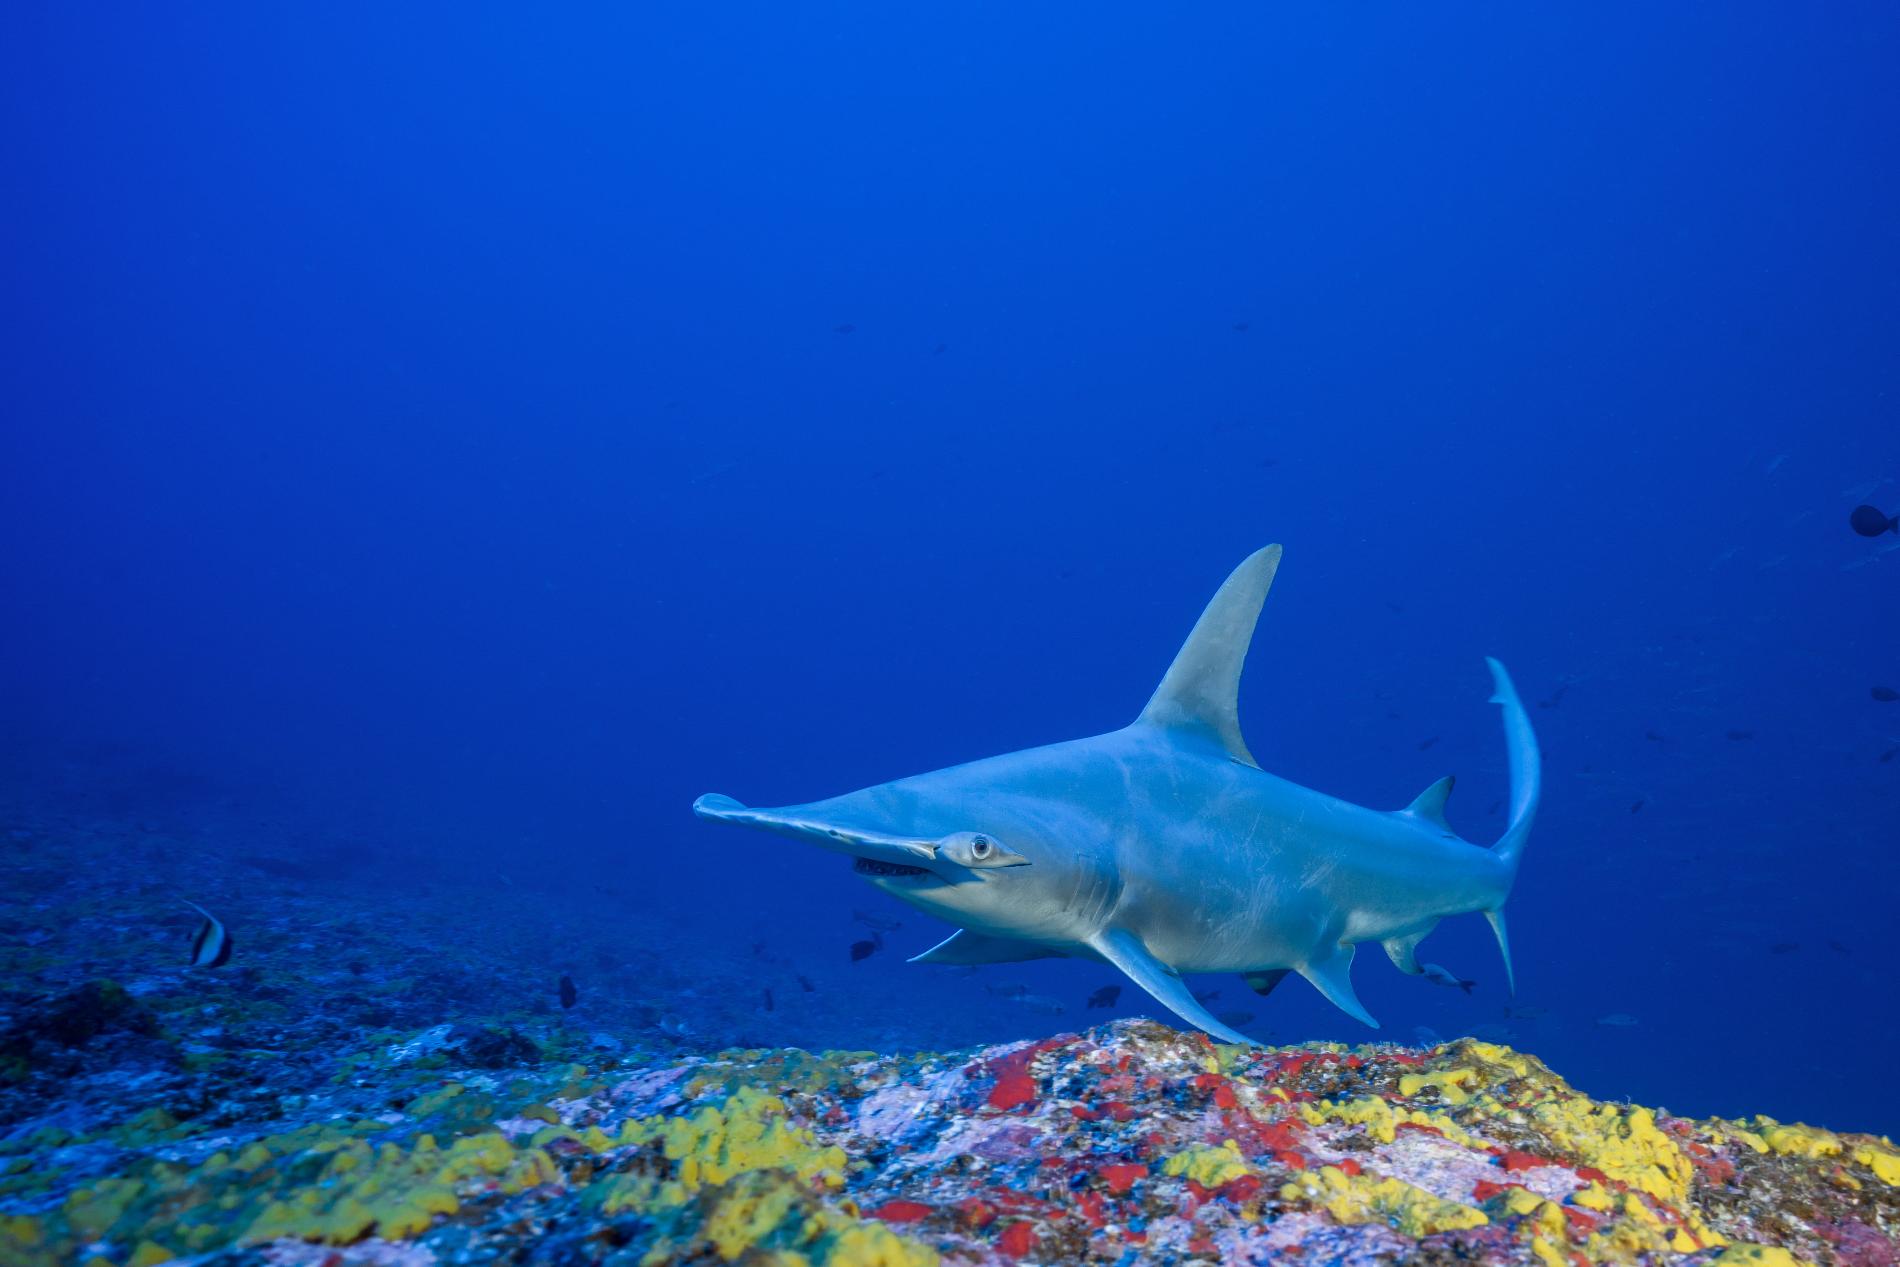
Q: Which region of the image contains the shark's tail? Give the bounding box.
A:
[1481,657,1540,994]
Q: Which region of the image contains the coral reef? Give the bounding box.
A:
[3,1018,1895,1266]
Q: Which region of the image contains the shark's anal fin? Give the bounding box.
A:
[1091,927,1257,1045]
[1137,544,1281,767]
[910,929,1062,966]
[1243,968,1289,997]
[1298,943,1379,1028]
[1383,933,1474,994]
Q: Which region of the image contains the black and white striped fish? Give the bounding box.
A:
[184,900,233,968]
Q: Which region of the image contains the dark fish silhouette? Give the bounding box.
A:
[1726,729,1754,741]
[1881,747,1898,763]
[796,974,816,993]
[1850,504,1898,537]
[559,975,578,1009]
[852,909,903,932]
[1087,985,1121,1008]
[1538,685,1569,709]
[185,901,232,968]
[1417,736,1438,751]
[849,939,878,962]
[1216,1010,1256,1027]
[932,343,948,354]
[1872,686,1899,703]
[1630,799,1645,814]
[1644,729,1666,744]
[1232,322,1250,332]
[348,960,368,976]
[833,323,855,334]
[1770,942,1800,955]
[762,988,775,1012]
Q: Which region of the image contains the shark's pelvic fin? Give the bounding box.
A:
[910,929,1062,965]
[1382,929,1473,993]
[1136,544,1282,767]
[1091,927,1256,1045]
[1402,775,1456,832]
[1298,943,1379,1028]
[1243,968,1290,997]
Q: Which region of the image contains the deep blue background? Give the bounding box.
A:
[4,5,1897,1130]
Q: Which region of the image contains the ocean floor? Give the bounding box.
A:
[3,800,1896,1266]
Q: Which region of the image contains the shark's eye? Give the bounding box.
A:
[971,836,992,859]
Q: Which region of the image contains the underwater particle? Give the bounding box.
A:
[1850,504,1898,536]
[1872,686,1899,702]
[1087,985,1121,1008]
[184,900,232,968]
[559,975,578,1009]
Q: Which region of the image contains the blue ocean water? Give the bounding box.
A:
[3,4,1896,1138]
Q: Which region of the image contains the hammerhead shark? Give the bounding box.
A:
[694,545,1541,1043]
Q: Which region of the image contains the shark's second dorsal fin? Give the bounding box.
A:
[1402,775,1455,830]
[1137,545,1282,767]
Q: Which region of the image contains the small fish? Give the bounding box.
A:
[1769,942,1799,955]
[796,974,816,993]
[1538,685,1569,709]
[1087,985,1121,1009]
[1882,747,1899,763]
[833,323,856,335]
[1829,940,1850,954]
[1503,1004,1548,1020]
[851,909,903,933]
[761,988,775,1012]
[1017,994,1067,1015]
[185,900,232,968]
[1487,799,1502,816]
[1417,736,1438,751]
[1630,799,1645,814]
[559,975,578,1009]
[1850,504,1898,537]
[932,342,948,354]
[1594,1012,1640,1028]
[1726,729,1754,741]
[1644,729,1666,744]
[848,939,878,963]
[985,983,1030,999]
[1232,321,1250,332]
[1216,1010,1255,1028]
[1201,989,1222,1002]
[1872,686,1899,703]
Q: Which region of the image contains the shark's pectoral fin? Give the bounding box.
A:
[1298,943,1379,1028]
[1243,968,1289,997]
[910,929,1063,966]
[1091,928,1257,1045]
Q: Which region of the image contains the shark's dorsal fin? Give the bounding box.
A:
[1402,775,1456,831]
[1137,545,1282,767]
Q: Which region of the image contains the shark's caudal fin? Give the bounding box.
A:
[1482,657,1541,994]
[1137,545,1282,767]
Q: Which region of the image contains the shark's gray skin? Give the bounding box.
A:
[694,546,1541,1043]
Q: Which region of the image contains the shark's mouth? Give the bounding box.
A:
[853,857,930,878]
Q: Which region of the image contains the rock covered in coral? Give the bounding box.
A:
[2,1018,1895,1266]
